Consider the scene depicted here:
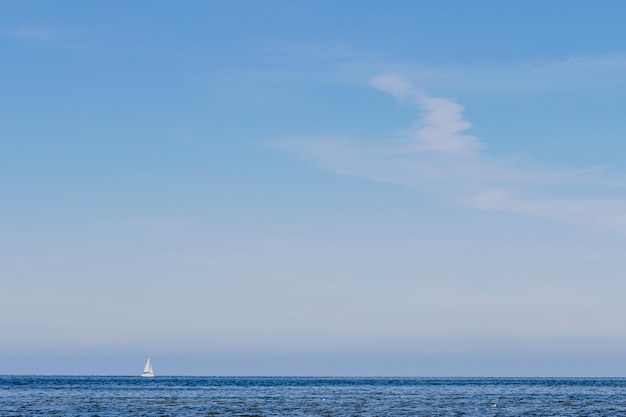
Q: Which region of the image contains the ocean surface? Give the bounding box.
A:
[2,376,626,416]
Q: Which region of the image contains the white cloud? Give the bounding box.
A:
[371,74,482,157]
[371,74,419,99]
[276,74,626,233]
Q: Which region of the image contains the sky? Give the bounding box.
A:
[3,0,626,376]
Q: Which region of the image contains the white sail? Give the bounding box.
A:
[140,358,155,377]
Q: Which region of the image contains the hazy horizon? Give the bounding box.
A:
[6,353,626,378]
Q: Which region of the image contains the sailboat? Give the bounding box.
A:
[140,358,155,378]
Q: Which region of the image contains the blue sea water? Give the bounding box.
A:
[1,376,626,416]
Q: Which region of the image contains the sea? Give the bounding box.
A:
[1,376,626,416]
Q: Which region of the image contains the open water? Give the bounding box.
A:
[1,376,626,416]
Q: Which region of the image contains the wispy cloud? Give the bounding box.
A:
[275,74,626,233]
[396,54,626,95]
[468,189,626,233]
[371,74,482,157]
[3,26,60,43]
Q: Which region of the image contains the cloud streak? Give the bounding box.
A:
[371,74,482,157]
[393,54,626,95]
[3,26,60,43]
[276,74,626,233]
[468,188,626,232]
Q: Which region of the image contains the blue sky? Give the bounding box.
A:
[3,1,626,376]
